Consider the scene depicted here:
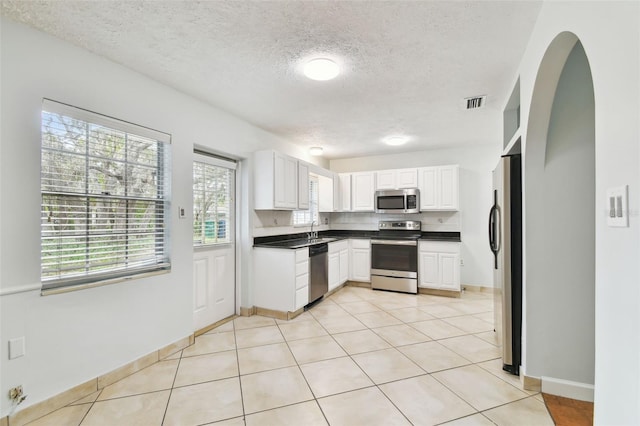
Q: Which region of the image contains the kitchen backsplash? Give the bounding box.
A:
[252,210,331,237]
[329,211,460,232]
[253,210,459,237]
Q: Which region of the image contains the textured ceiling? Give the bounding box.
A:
[1,1,542,159]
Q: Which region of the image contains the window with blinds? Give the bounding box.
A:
[40,99,171,292]
[193,152,235,246]
[293,175,319,226]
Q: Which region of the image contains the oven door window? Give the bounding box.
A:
[371,244,417,272]
[377,196,405,210]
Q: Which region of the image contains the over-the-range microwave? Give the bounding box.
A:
[375,188,420,214]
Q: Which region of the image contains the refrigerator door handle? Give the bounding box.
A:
[488,205,495,249]
[489,190,500,269]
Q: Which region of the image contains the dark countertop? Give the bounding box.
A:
[253,230,461,249]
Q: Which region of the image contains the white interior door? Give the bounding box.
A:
[192,152,236,331]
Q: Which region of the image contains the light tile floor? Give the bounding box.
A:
[25,286,554,426]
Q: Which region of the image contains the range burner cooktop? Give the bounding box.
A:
[376,220,422,240]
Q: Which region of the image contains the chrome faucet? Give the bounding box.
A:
[308,220,318,240]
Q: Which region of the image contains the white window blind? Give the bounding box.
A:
[40,99,171,292]
[193,152,235,246]
[293,175,319,226]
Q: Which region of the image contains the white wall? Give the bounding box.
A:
[0,18,316,417]
[515,2,639,423]
[330,145,501,287]
[530,41,596,385]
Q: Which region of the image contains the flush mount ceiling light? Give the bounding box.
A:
[383,136,410,146]
[309,146,324,156]
[303,58,340,81]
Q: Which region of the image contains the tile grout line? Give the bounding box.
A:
[160,349,183,426]
[67,289,519,425]
[76,388,103,426]
[273,315,333,425]
[334,292,468,420]
[232,320,248,424]
[329,291,511,421]
[310,295,428,425]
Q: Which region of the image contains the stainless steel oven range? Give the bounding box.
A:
[370,220,421,294]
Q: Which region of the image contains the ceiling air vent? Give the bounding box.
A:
[464,95,487,110]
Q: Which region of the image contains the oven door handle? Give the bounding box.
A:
[371,240,418,246]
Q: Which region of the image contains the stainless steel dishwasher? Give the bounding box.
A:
[308,243,328,305]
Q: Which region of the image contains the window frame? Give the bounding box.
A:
[192,151,236,247]
[293,174,319,227]
[40,99,171,295]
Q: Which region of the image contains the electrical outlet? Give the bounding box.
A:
[460,259,464,266]
[9,386,23,401]
[9,337,25,359]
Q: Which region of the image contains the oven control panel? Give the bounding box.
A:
[378,220,421,230]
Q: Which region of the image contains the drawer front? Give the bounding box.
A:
[419,241,461,254]
[350,238,370,249]
[295,273,309,290]
[295,260,309,276]
[295,248,308,263]
[329,240,349,254]
[295,286,309,310]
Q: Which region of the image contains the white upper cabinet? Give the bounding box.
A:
[254,149,458,213]
[375,168,418,190]
[375,170,396,190]
[254,150,299,210]
[318,174,334,212]
[418,167,438,210]
[298,162,310,210]
[275,152,298,209]
[418,165,459,211]
[397,168,419,188]
[339,173,352,211]
[438,165,459,210]
[352,172,376,211]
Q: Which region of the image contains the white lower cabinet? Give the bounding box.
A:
[339,249,349,283]
[418,241,461,291]
[254,247,309,312]
[349,239,371,282]
[329,240,349,291]
[328,252,340,291]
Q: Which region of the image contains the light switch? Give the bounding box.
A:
[9,337,25,360]
[609,196,616,218]
[606,185,628,227]
[178,206,186,219]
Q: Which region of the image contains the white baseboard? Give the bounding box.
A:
[541,376,594,402]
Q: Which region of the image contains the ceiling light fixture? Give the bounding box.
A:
[303,58,339,81]
[383,136,409,146]
[309,146,324,156]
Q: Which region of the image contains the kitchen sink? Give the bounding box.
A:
[288,237,338,248]
[306,237,338,244]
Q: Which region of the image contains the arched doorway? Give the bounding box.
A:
[523,32,595,398]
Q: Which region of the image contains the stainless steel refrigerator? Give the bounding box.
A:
[489,154,522,375]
